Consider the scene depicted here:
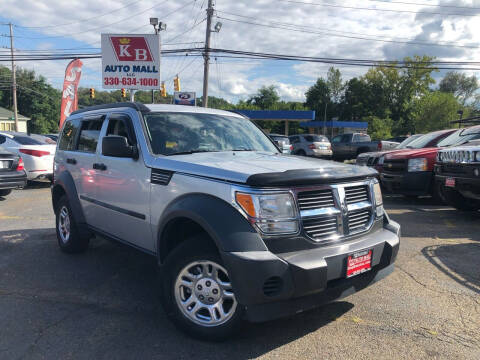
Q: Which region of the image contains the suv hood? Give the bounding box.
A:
[385,147,439,159]
[151,151,377,186]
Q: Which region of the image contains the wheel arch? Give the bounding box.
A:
[157,193,267,264]
[51,170,87,226]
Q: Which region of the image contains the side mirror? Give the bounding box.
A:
[102,136,138,159]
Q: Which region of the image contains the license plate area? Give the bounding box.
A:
[346,249,372,278]
[445,177,455,188]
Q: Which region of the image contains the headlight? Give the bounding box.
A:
[235,192,298,235]
[378,156,385,165]
[408,158,428,172]
[373,182,384,217]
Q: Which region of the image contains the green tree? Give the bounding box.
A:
[247,85,280,109]
[439,71,479,105]
[305,78,331,121]
[411,91,460,132]
[327,67,343,104]
[363,116,393,140]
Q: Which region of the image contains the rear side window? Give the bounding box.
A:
[289,136,300,144]
[77,118,104,153]
[353,134,370,142]
[12,135,44,145]
[58,119,80,151]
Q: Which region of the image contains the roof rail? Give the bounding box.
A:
[70,102,151,116]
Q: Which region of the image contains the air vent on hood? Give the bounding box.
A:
[151,169,173,185]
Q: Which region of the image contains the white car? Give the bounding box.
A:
[0,132,56,181]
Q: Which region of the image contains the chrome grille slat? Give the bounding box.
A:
[297,181,375,242]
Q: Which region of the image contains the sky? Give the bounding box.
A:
[1,0,480,103]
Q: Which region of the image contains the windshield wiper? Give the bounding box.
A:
[229,148,254,151]
[166,150,218,156]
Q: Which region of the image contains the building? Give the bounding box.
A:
[0,107,30,133]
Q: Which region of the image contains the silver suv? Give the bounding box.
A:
[52,103,400,341]
[289,134,332,158]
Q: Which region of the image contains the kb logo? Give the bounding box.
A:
[110,37,153,62]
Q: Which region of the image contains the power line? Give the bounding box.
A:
[366,0,480,10]
[7,0,175,40]
[277,0,480,17]
[216,15,480,49]
[14,0,146,29]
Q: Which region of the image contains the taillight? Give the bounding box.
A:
[19,149,50,157]
[308,144,316,149]
[377,142,382,151]
[16,157,24,171]
[289,145,293,151]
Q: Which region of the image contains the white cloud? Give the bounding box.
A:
[2,0,480,103]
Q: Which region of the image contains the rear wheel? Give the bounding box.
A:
[162,236,243,341]
[55,195,90,253]
[0,189,12,197]
[296,150,306,156]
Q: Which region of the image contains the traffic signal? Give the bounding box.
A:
[173,75,180,92]
[121,88,126,98]
[161,82,167,97]
[89,88,95,99]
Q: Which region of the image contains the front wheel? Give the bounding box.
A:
[162,237,243,341]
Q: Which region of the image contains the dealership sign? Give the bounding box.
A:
[174,92,196,106]
[101,34,160,90]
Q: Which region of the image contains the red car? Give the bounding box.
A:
[380,126,480,199]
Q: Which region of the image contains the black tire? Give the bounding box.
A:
[55,195,90,253]
[432,181,447,205]
[161,236,244,341]
[296,150,306,156]
[443,188,480,211]
[0,189,12,197]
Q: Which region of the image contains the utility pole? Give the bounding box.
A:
[202,0,214,108]
[9,23,19,132]
[152,26,158,104]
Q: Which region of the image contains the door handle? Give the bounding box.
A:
[66,158,77,165]
[93,163,107,171]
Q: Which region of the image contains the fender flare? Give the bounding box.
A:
[51,171,87,226]
[157,193,267,259]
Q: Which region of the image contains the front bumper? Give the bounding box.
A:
[222,219,400,322]
[0,171,27,189]
[380,171,432,195]
[435,173,480,200]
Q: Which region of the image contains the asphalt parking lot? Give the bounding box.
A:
[0,184,479,359]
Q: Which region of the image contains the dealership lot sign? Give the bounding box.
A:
[101,34,160,90]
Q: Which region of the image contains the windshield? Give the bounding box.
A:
[304,135,328,142]
[396,134,423,149]
[143,112,279,155]
[437,126,480,147]
[404,132,448,149]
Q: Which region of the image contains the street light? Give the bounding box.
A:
[149,17,166,103]
[213,22,222,32]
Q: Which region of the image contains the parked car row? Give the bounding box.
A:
[0,148,27,198]
[0,131,57,182]
[356,125,480,207]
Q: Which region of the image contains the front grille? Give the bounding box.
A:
[302,216,338,239]
[441,164,467,175]
[383,159,407,172]
[348,209,372,233]
[297,189,335,210]
[296,181,374,243]
[345,185,369,204]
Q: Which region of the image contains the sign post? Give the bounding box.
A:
[174,92,196,106]
[101,34,160,101]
